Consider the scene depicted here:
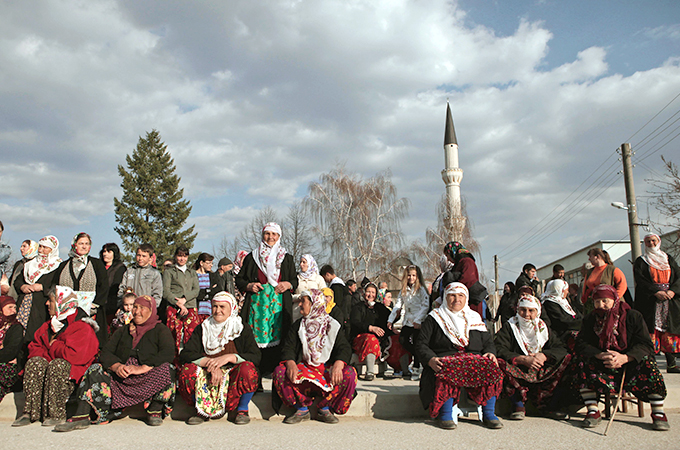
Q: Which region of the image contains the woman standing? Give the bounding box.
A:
[7,240,38,300]
[0,296,22,404]
[14,235,62,344]
[633,233,680,373]
[99,243,126,326]
[178,292,260,425]
[163,246,200,358]
[193,253,220,323]
[582,248,627,314]
[52,233,109,347]
[293,254,326,322]
[235,223,297,375]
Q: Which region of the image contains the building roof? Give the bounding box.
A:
[537,239,632,272]
[444,102,457,146]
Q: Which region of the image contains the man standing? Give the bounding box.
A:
[216,257,235,295]
[515,263,540,296]
[320,265,351,338]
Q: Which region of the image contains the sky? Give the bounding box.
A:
[1,0,679,284]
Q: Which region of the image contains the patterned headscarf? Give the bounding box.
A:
[22,240,39,261]
[541,279,575,317]
[429,282,486,348]
[508,295,549,355]
[131,295,161,348]
[234,250,248,275]
[592,285,629,352]
[443,241,466,262]
[201,291,243,355]
[68,232,91,274]
[50,286,95,333]
[299,254,319,280]
[299,289,340,367]
[254,223,287,287]
[23,235,62,285]
[642,233,670,271]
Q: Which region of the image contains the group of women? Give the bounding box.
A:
[0,226,677,433]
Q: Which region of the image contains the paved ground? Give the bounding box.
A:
[1,412,677,450]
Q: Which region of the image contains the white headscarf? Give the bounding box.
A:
[429,282,486,348]
[508,295,549,356]
[201,292,244,355]
[254,222,286,287]
[50,286,93,333]
[642,233,670,271]
[541,279,576,317]
[23,235,62,285]
[299,289,340,367]
[299,254,319,281]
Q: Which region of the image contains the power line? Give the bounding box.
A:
[626,91,680,142]
[636,128,680,165]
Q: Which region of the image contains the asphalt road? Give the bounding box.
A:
[2,412,676,450]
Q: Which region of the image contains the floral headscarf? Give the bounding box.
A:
[254,222,287,287]
[23,235,62,285]
[299,289,340,367]
[429,282,486,348]
[50,286,95,333]
[299,254,319,281]
[234,251,248,275]
[22,240,39,261]
[202,291,244,355]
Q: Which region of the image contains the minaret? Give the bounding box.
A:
[441,102,465,240]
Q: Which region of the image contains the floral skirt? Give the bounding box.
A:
[429,354,503,418]
[273,362,357,415]
[652,329,680,354]
[352,333,381,363]
[166,307,200,358]
[0,362,20,403]
[177,361,258,418]
[383,335,411,371]
[570,354,666,402]
[498,354,571,408]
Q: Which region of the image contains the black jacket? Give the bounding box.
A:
[100,323,175,369]
[0,323,23,363]
[633,255,680,335]
[179,322,261,366]
[542,301,583,340]
[350,301,392,340]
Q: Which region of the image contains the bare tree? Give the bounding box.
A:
[649,156,680,258]
[234,206,280,253]
[304,167,410,281]
[281,200,318,265]
[212,235,240,261]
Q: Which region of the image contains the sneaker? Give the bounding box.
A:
[438,419,457,430]
[652,413,670,431]
[283,409,310,424]
[54,419,90,432]
[42,418,64,427]
[383,368,395,379]
[581,410,602,428]
[509,407,525,421]
[483,418,504,429]
[12,414,31,427]
[316,409,339,424]
[186,416,206,425]
[234,411,250,425]
[147,414,163,426]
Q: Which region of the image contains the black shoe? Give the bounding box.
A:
[186,416,206,425]
[483,418,504,429]
[234,411,251,425]
[283,410,310,424]
[147,414,163,426]
[11,415,31,427]
[545,410,570,421]
[54,419,90,432]
[316,409,339,424]
[438,419,457,430]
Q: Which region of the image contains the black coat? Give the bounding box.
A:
[196,271,222,305]
[100,322,175,369]
[575,309,654,365]
[542,301,583,341]
[105,261,127,315]
[416,314,496,409]
[179,322,261,367]
[0,323,23,363]
[280,317,352,365]
[494,321,567,366]
[494,292,516,324]
[633,256,680,335]
[515,272,539,295]
[14,270,57,344]
[350,301,392,340]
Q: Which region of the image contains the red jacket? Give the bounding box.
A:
[27,311,99,382]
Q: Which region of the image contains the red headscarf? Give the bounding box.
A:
[131,295,160,348]
[592,285,629,352]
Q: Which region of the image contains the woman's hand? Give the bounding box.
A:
[368,325,385,337]
[275,281,292,294]
[655,291,669,301]
[330,360,344,386]
[209,366,224,385]
[597,350,630,369]
[130,364,153,376]
[33,283,43,292]
[20,284,32,294]
[483,353,498,366]
[428,356,443,372]
[387,322,393,331]
[247,282,263,293]
[413,322,421,330]
[284,360,299,383]
[112,363,133,379]
[205,354,236,372]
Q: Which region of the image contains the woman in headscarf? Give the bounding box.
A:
[7,240,38,300]
[541,279,582,348]
[293,254,326,322]
[235,223,297,376]
[416,282,503,430]
[0,296,22,403]
[99,243,126,327]
[12,286,99,427]
[273,289,356,424]
[178,291,260,425]
[495,294,571,420]
[14,235,62,344]
[441,242,485,318]
[52,233,109,347]
[633,233,680,373]
[350,282,393,381]
[572,285,669,431]
[57,295,176,430]
[493,282,516,325]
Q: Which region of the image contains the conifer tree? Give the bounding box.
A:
[114,130,197,263]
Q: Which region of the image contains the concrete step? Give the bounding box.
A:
[2,357,679,422]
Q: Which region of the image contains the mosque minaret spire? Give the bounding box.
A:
[441,101,465,240]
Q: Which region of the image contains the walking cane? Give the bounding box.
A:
[603,366,627,436]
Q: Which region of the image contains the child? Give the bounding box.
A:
[116,243,163,307]
[111,290,135,331]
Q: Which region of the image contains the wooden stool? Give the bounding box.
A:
[603,391,645,418]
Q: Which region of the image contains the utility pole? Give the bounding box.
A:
[621,143,641,262]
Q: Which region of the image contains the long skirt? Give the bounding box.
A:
[498,354,572,409]
[23,356,74,422]
[273,362,357,415]
[177,361,258,419]
[352,333,381,363]
[383,335,411,371]
[0,362,20,403]
[571,354,666,402]
[77,358,175,421]
[429,354,503,418]
[166,307,200,358]
[652,329,680,354]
